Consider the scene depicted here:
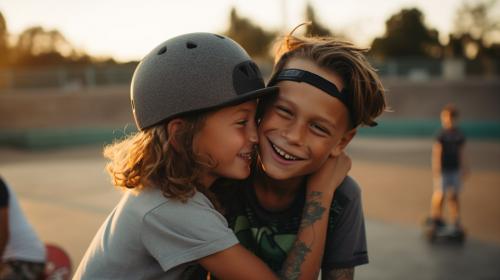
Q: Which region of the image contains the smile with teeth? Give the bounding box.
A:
[238,152,253,160]
[271,143,301,161]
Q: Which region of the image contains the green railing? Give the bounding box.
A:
[357,119,500,139]
[1,120,499,150]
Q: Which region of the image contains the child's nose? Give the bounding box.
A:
[282,122,306,146]
[248,122,258,144]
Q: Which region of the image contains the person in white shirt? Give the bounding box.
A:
[0,176,46,280]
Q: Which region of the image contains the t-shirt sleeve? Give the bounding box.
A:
[436,131,444,144]
[0,177,10,208]
[459,131,466,145]
[141,192,239,272]
[322,177,368,270]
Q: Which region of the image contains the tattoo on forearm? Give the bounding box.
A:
[324,268,354,280]
[281,240,311,280]
[300,191,326,229]
[280,191,327,279]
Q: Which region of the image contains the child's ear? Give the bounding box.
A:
[166,118,185,151]
[330,128,356,157]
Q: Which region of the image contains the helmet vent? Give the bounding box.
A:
[233,61,265,95]
[214,34,225,39]
[157,46,167,55]
[238,65,251,77]
[249,62,259,75]
[186,42,197,49]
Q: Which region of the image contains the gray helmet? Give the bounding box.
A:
[131,32,278,130]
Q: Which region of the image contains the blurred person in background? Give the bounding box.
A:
[0,176,46,280]
[430,104,468,229]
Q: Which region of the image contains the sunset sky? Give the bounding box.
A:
[0,0,476,62]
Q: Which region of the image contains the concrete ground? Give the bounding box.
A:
[1,137,499,279]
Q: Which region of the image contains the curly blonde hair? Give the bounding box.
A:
[272,24,387,128]
[104,113,219,205]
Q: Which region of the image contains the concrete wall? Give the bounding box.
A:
[380,78,500,120]
[1,79,499,131]
[0,85,133,129]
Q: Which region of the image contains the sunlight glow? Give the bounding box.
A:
[0,0,468,62]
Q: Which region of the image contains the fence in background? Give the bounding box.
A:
[0,58,499,91]
[0,64,137,91]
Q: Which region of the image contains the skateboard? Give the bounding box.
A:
[423,217,466,244]
[44,243,72,280]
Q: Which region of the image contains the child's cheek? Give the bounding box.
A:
[266,112,285,127]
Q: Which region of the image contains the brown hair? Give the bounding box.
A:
[104,113,220,207]
[272,24,387,128]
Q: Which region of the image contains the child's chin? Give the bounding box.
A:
[232,170,251,180]
[263,168,293,181]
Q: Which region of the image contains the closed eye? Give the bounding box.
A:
[311,123,331,136]
[275,105,292,118]
[235,119,249,126]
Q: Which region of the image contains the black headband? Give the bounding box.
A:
[269,68,351,107]
[268,68,363,127]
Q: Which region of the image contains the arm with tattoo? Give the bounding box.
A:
[280,191,329,279]
[279,154,351,280]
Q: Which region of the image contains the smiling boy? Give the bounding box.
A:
[212,32,387,280]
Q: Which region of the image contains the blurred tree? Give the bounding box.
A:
[15,27,74,63]
[370,8,442,59]
[0,11,8,66]
[484,43,500,58]
[453,0,500,46]
[448,0,500,59]
[224,7,276,59]
[444,33,483,59]
[304,2,332,36]
[12,26,95,67]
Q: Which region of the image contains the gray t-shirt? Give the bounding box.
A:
[73,188,238,280]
